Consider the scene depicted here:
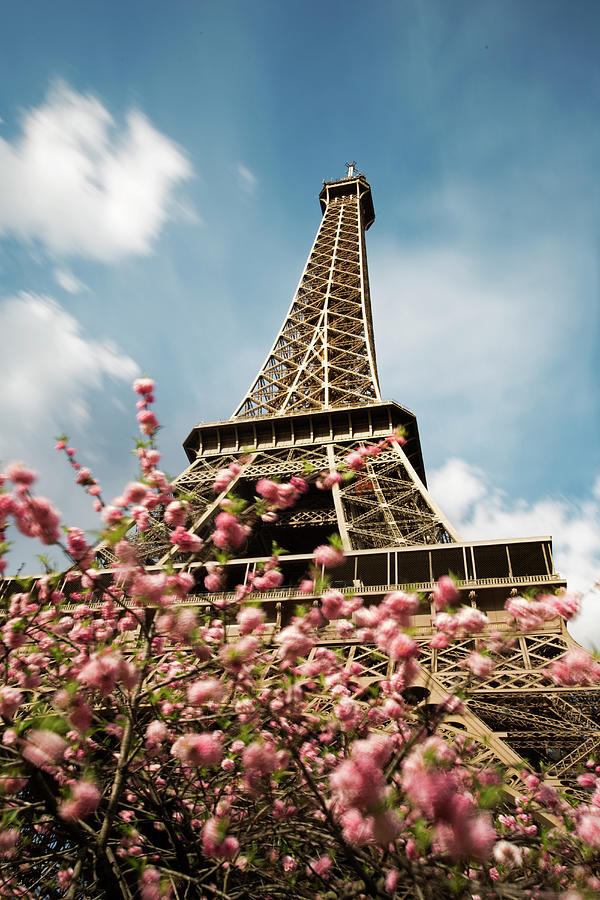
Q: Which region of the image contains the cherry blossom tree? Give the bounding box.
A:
[0,380,599,900]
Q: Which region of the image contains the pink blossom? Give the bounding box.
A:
[505,595,557,630]
[2,729,18,747]
[577,772,597,790]
[66,527,91,562]
[133,377,155,396]
[299,578,314,594]
[69,701,92,733]
[4,462,37,488]
[316,470,342,490]
[0,828,18,859]
[22,730,67,767]
[164,500,187,527]
[544,591,580,620]
[253,569,284,591]
[137,409,159,435]
[307,855,332,878]
[10,495,61,544]
[433,575,460,610]
[78,651,139,696]
[385,868,399,893]
[256,478,303,510]
[187,679,225,705]
[433,611,459,635]
[313,544,345,568]
[139,867,161,900]
[455,606,489,633]
[237,606,266,634]
[242,741,279,777]
[204,572,223,592]
[435,802,496,860]
[102,505,124,525]
[545,649,600,686]
[169,526,203,553]
[340,808,374,845]
[376,622,418,660]
[334,697,362,732]
[382,590,420,621]
[465,652,495,677]
[578,813,600,848]
[171,732,223,767]
[330,735,391,812]
[59,780,101,821]
[122,482,149,505]
[493,840,523,868]
[146,720,168,744]
[213,511,250,549]
[429,632,450,649]
[132,572,168,604]
[0,686,22,719]
[290,476,308,493]
[282,855,297,872]
[202,817,239,859]
[346,451,366,471]
[321,589,344,620]
[276,623,315,664]
[75,467,93,485]
[213,468,234,492]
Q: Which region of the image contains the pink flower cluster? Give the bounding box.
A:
[276,619,315,665]
[545,649,600,686]
[256,476,308,510]
[330,734,402,846]
[313,543,345,568]
[59,780,101,821]
[201,817,239,859]
[204,560,224,592]
[505,592,580,630]
[0,472,62,547]
[171,732,223,767]
[169,525,203,553]
[345,443,380,472]
[212,511,250,550]
[21,729,67,767]
[432,575,460,610]
[78,651,139,696]
[55,442,103,510]
[402,736,495,860]
[249,556,284,592]
[134,378,159,437]
[213,462,242,493]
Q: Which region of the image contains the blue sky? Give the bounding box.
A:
[1,1,598,640]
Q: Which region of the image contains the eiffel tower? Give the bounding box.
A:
[105,166,599,796]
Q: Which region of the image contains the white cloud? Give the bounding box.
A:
[372,239,585,415]
[54,267,88,295]
[0,82,192,262]
[0,292,140,458]
[236,163,257,191]
[429,457,600,648]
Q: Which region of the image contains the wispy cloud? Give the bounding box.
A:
[0,292,139,458]
[0,81,193,262]
[429,457,600,648]
[54,267,88,295]
[236,162,257,192]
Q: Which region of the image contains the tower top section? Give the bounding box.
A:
[231,171,381,419]
[319,171,375,231]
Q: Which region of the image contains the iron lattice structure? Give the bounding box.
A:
[100,171,598,797]
[234,174,380,417]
